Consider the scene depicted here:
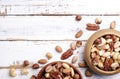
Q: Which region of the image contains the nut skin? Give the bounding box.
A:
[75,30,83,38]
[55,45,62,53]
[38,59,47,64]
[32,63,39,69]
[75,15,82,21]
[85,69,92,77]
[23,60,29,66]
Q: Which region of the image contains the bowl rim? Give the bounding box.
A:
[85,29,120,75]
[37,61,83,79]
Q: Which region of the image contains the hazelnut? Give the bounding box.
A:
[95,17,102,24]
[75,15,82,21]
[32,63,39,69]
[23,60,29,66]
[85,69,92,77]
[76,40,82,47]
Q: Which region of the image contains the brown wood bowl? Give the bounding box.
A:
[85,29,120,75]
[37,61,83,79]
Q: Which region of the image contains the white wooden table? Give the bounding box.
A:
[0,0,120,79]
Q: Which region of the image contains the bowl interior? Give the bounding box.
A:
[37,61,83,79]
[85,29,120,75]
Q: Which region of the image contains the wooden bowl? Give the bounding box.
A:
[37,61,83,79]
[85,29,120,75]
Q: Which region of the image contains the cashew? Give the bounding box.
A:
[111,62,119,70]
[98,61,104,68]
[103,52,110,57]
[62,63,70,69]
[106,39,112,43]
[99,37,106,46]
[98,50,105,56]
[115,47,120,52]
[113,52,119,60]
[70,67,74,77]
[91,47,99,53]
[114,41,120,48]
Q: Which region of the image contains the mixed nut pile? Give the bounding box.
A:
[91,34,120,71]
[40,62,82,79]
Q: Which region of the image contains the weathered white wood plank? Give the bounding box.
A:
[0,16,120,40]
[0,41,120,79]
[0,0,120,15]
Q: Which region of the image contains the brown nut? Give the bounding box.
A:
[72,56,78,64]
[95,17,102,24]
[61,49,73,60]
[110,21,116,29]
[75,15,82,21]
[38,59,47,64]
[23,60,29,66]
[32,63,39,69]
[75,30,83,38]
[55,45,62,53]
[85,69,92,77]
[46,52,53,60]
[78,61,86,68]
[30,75,37,79]
[76,40,82,47]
[74,74,80,79]
[86,23,100,30]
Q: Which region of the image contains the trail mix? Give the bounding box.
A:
[91,34,120,71]
[40,62,82,79]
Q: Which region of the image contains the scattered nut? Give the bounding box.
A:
[110,21,116,29]
[55,45,62,53]
[9,68,17,77]
[78,61,86,68]
[38,59,47,64]
[75,30,83,38]
[23,60,29,66]
[30,75,37,79]
[21,68,29,75]
[76,40,82,47]
[32,63,39,69]
[46,52,53,60]
[86,23,100,30]
[72,56,78,63]
[95,17,102,24]
[75,15,82,21]
[70,42,76,50]
[85,69,92,77]
[61,49,73,60]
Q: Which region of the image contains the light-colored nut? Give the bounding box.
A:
[9,68,17,77]
[91,52,97,58]
[55,45,62,53]
[62,68,71,74]
[38,59,47,64]
[95,17,102,24]
[113,52,119,60]
[115,47,120,52]
[53,66,57,71]
[114,41,120,48]
[110,21,116,29]
[91,47,99,53]
[98,50,105,56]
[103,52,110,57]
[111,62,119,70]
[46,52,53,60]
[70,67,75,77]
[100,57,105,62]
[111,52,115,56]
[104,44,110,49]
[72,56,78,63]
[70,42,76,50]
[21,68,29,75]
[45,73,50,78]
[62,63,70,69]
[118,54,120,60]
[106,39,112,43]
[45,65,53,72]
[98,61,104,68]
[99,37,106,46]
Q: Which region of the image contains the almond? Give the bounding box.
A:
[70,42,76,50]
[110,21,116,29]
[38,59,47,64]
[72,56,78,63]
[75,30,83,38]
[55,45,62,53]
